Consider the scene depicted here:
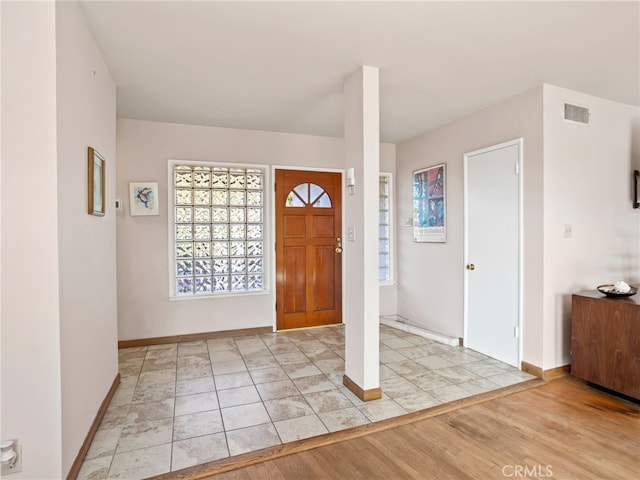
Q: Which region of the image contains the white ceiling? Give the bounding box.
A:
[79,1,639,144]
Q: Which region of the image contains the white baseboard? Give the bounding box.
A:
[380,315,459,347]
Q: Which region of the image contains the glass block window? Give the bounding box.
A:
[379,173,393,283]
[171,164,265,296]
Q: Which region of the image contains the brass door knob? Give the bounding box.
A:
[335,247,343,254]
[466,263,475,270]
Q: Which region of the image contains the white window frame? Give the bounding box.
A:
[379,172,394,285]
[167,160,270,300]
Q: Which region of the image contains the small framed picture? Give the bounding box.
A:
[634,170,639,209]
[88,147,105,216]
[129,182,159,216]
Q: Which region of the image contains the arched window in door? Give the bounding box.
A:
[285,183,332,208]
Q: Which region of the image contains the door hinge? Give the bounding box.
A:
[514,326,520,338]
[275,302,278,312]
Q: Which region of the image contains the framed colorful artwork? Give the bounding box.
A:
[413,163,446,243]
[129,182,159,216]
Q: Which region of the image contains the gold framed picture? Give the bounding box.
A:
[88,147,105,216]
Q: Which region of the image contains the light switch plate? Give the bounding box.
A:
[347,227,355,242]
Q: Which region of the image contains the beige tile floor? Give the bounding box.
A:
[78,324,534,479]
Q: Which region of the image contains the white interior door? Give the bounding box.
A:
[464,139,522,367]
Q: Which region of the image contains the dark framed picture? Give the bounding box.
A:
[88,147,105,216]
[634,170,639,209]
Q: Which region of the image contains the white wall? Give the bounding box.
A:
[1,2,63,478]
[542,85,640,369]
[396,84,640,371]
[116,118,396,340]
[396,87,544,367]
[56,2,119,475]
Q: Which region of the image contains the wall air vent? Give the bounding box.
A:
[564,103,590,125]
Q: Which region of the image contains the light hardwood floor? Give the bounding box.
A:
[153,377,639,480]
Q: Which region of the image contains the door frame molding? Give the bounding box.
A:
[270,165,345,332]
[462,138,524,367]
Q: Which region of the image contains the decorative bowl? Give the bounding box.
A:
[597,284,638,298]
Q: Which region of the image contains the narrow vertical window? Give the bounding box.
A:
[379,173,393,283]
[170,163,265,297]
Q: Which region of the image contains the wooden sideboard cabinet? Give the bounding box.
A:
[571,291,640,400]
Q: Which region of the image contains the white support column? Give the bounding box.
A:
[342,66,381,400]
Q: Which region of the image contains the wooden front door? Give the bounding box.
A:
[275,169,342,330]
